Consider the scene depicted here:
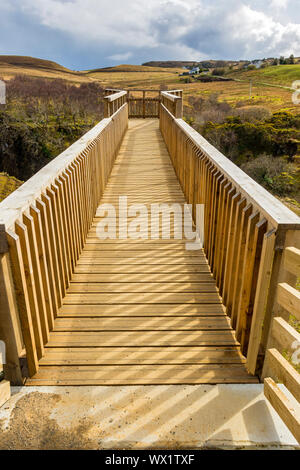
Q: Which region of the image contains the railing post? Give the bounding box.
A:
[0,226,24,384]
[104,98,110,118]
[143,91,146,119]
[174,96,183,119]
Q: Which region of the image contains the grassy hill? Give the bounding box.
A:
[0,56,184,86]
[85,64,184,88]
[0,55,73,72]
[227,64,300,87]
[87,64,184,73]
[0,55,91,83]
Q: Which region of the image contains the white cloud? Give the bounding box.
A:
[3,0,300,63]
[270,0,289,9]
[108,52,133,61]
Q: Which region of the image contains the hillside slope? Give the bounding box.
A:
[0,55,91,83]
[227,64,300,87]
[0,55,73,72]
[87,64,183,73]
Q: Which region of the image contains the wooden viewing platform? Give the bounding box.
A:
[0,89,299,440]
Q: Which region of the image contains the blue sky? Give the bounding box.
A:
[0,0,299,70]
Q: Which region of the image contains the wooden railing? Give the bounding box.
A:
[104,89,127,117]
[161,90,183,118]
[160,101,300,377]
[104,88,183,118]
[262,246,300,442]
[127,90,161,118]
[0,99,128,383]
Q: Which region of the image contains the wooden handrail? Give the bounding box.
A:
[105,91,127,102]
[161,90,183,118]
[0,104,128,383]
[104,88,123,95]
[104,90,127,118]
[159,102,300,376]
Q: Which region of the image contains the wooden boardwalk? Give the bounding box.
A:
[27,120,258,385]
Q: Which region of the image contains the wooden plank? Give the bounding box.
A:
[68,282,217,294]
[77,257,209,265]
[40,347,245,366]
[6,231,39,376]
[63,292,222,304]
[277,283,300,321]
[59,303,226,316]
[0,380,10,408]
[23,213,49,345]
[47,330,238,347]
[236,212,260,342]
[265,348,300,402]
[268,316,300,357]
[240,218,268,354]
[47,185,69,292]
[264,378,300,443]
[55,177,72,280]
[225,197,247,316]
[54,316,231,331]
[41,193,64,305]
[71,273,213,283]
[30,206,55,331]
[26,364,258,386]
[246,230,276,374]
[222,192,241,304]
[81,250,205,258]
[15,222,44,360]
[0,253,23,384]
[230,204,253,328]
[284,247,300,277]
[74,264,211,274]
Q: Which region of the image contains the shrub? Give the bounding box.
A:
[241,155,298,196]
[0,75,104,181]
[233,106,271,122]
[212,68,225,76]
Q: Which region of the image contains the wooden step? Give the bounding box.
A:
[62,292,222,304]
[71,273,213,283]
[67,282,218,294]
[47,330,238,347]
[39,346,244,366]
[26,364,258,385]
[74,264,211,274]
[54,316,231,331]
[59,304,226,316]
